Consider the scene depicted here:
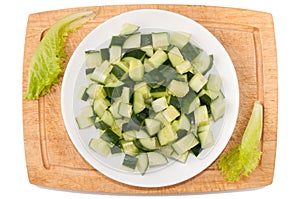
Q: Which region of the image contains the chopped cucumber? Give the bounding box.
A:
[141,34,152,47]
[77,86,89,101]
[170,31,191,49]
[135,137,160,151]
[147,151,168,167]
[150,86,168,98]
[121,87,131,104]
[109,45,122,63]
[129,59,144,81]
[122,154,138,171]
[140,45,154,57]
[90,61,112,84]
[181,42,199,62]
[167,80,189,98]
[93,98,109,117]
[119,23,140,36]
[136,129,150,139]
[75,114,94,129]
[133,91,145,114]
[145,118,161,136]
[151,97,168,112]
[192,52,213,75]
[111,62,129,80]
[157,124,177,146]
[162,105,180,123]
[210,96,226,121]
[175,60,192,74]
[123,33,141,49]
[89,138,111,156]
[194,105,210,126]
[123,49,146,61]
[123,130,137,141]
[137,153,149,175]
[180,90,200,114]
[152,32,169,50]
[85,50,102,68]
[189,72,207,93]
[118,103,133,118]
[178,114,191,131]
[148,48,168,68]
[168,46,185,66]
[207,74,222,92]
[76,23,226,176]
[172,133,199,155]
[101,110,114,126]
[109,36,125,47]
[100,48,110,61]
[100,129,120,145]
[121,140,139,156]
[198,130,214,148]
[171,150,189,163]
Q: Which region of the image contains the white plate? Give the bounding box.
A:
[61,9,239,188]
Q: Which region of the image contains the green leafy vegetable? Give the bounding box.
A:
[25,10,96,100]
[218,101,263,182]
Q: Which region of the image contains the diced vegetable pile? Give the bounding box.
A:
[75,23,226,175]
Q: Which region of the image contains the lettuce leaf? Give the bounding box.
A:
[25,10,96,100]
[218,101,263,182]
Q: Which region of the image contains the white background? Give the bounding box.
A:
[0,0,298,198]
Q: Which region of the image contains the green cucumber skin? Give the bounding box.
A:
[122,154,138,169]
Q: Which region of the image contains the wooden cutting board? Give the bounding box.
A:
[22,5,278,194]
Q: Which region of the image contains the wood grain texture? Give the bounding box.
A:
[22,5,278,194]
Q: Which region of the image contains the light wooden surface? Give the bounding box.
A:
[22,4,278,194]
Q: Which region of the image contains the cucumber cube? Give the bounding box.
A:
[75,115,94,129]
[178,114,191,131]
[154,112,169,126]
[162,105,180,123]
[119,23,140,35]
[147,151,168,166]
[101,110,114,126]
[167,46,184,66]
[207,74,222,92]
[122,33,141,49]
[158,124,178,146]
[172,133,199,154]
[181,42,199,62]
[93,98,109,117]
[151,97,168,112]
[167,80,189,97]
[194,105,210,126]
[109,45,122,63]
[85,50,102,67]
[175,60,192,74]
[121,87,131,104]
[145,118,162,136]
[120,140,139,156]
[189,72,207,93]
[129,59,144,81]
[109,99,122,119]
[210,97,226,121]
[100,129,120,145]
[133,91,146,114]
[122,154,138,171]
[89,138,111,156]
[118,103,133,118]
[198,130,214,148]
[170,31,191,49]
[148,48,168,68]
[152,32,170,50]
